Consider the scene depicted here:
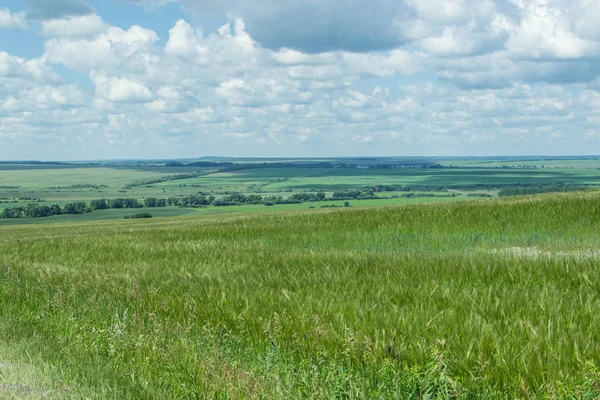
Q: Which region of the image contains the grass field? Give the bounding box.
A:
[2,192,600,398]
[0,196,470,226]
[0,207,198,226]
[439,158,600,169]
[3,159,599,201]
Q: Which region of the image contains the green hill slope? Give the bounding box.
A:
[1,192,600,398]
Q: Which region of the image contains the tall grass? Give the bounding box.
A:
[1,192,600,398]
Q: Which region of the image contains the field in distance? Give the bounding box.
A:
[2,156,599,225]
[1,192,600,397]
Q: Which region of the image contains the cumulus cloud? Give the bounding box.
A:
[164,19,207,60]
[271,49,337,66]
[1,85,86,111]
[0,52,60,83]
[131,0,514,55]
[0,8,26,29]
[41,14,107,37]
[26,0,94,20]
[236,0,409,53]
[90,72,153,103]
[506,0,600,61]
[3,1,600,159]
[44,25,159,71]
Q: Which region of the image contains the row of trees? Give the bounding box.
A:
[331,188,377,200]
[124,172,209,189]
[90,198,143,210]
[1,202,90,219]
[4,186,431,219]
[145,193,330,207]
[2,198,144,219]
[393,192,459,199]
[498,184,587,197]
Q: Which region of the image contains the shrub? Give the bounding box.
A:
[124,213,153,219]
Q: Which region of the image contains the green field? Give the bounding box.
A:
[2,192,600,397]
[439,158,600,169]
[2,157,599,227]
[0,207,198,226]
[0,197,472,226]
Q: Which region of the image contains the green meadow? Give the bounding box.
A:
[2,192,600,398]
[2,157,600,227]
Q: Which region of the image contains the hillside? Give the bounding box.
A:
[1,192,600,398]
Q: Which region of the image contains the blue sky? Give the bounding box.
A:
[1,0,600,160]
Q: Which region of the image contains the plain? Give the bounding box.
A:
[1,192,600,398]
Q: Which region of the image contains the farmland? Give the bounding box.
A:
[2,156,600,226]
[2,191,600,397]
[2,157,600,397]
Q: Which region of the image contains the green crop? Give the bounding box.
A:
[1,192,600,398]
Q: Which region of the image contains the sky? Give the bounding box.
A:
[1,0,600,160]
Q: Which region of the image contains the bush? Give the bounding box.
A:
[467,193,494,198]
[124,213,153,219]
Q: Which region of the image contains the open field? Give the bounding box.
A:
[439,157,600,169]
[0,196,469,226]
[0,207,198,226]
[2,192,600,397]
[1,157,599,226]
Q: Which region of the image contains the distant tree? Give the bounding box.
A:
[108,198,125,209]
[182,193,210,207]
[63,202,91,214]
[123,198,142,209]
[156,198,167,207]
[2,207,24,218]
[212,198,231,207]
[145,197,158,208]
[25,205,53,218]
[50,204,63,215]
[332,188,375,200]
[90,199,108,210]
[246,195,263,204]
[167,197,181,206]
[344,201,350,207]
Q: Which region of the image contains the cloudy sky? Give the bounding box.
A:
[1,0,600,160]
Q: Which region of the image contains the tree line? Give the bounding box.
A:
[1,198,144,219]
[498,184,588,197]
[1,202,91,219]
[2,186,462,219]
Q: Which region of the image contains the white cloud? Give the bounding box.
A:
[0,52,60,84]
[146,86,192,113]
[164,19,207,61]
[1,85,86,111]
[0,8,26,29]
[4,2,600,159]
[44,25,159,71]
[41,14,108,37]
[90,72,153,103]
[506,0,600,61]
[271,48,337,66]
